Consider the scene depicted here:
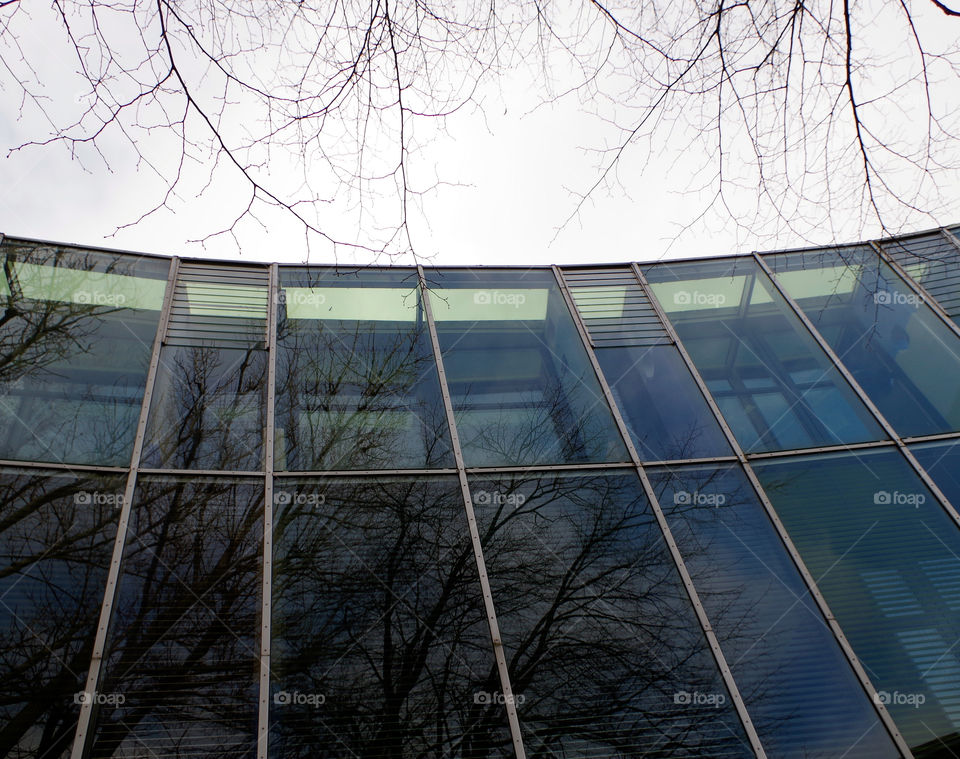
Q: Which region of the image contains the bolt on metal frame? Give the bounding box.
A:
[631,261,915,757]
[552,265,768,758]
[417,265,527,759]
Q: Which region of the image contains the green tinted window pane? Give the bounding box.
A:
[426,269,628,467]
[910,439,960,508]
[643,258,883,452]
[270,477,512,757]
[653,464,898,758]
[275,268,453,471]
[754,450,960,752]
[469,470,753,757]
[89,477,262,757]
[596,345,731,460]
[0,241,168,466]
[142,345,267,470]
[767,247,960,437]
[0,469,125,759]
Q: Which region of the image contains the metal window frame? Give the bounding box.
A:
[417,266,527,759]
[632,261,915,757]
[753,252,960,532]
[553,265,768,758]
[70,256,180,758]
[257,263,279,758]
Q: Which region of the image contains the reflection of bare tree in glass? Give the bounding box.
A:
[141,347,267,470]
[87,478,263,758]
[275,317,450,470]
[270,477,511,759]
[0,472,125,759]
[472,472,753,758]
[0,247,160,466]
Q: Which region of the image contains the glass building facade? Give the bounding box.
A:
[2,227,960,759]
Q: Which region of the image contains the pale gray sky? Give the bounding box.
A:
[3,0,960,267]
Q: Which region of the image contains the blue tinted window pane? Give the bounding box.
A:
[653,464,898,758]
[753,450,960,752]
[426,269,628,467]
[595,345,732,460]
[275,268,453,470]
[142,345,267,470]
[89,477,262,757]
[270,477,512,758]
[470,471,753,757]
[643,258,883,452]
[0,241,168,466]
[910,439,960,509]
[0,469,124,759]
[767,247,960,437]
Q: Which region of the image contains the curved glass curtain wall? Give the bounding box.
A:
[651,463,899,758]
[466,469,752,757]
[765,246,960,437]
[0,240,168,466]
[4,232,960,759]
[753,450,960,754]
[0,468,126,758]
[642,257,885,453]
[424,269,628,467]
[274,268,453,471]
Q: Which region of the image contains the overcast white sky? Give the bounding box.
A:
[3,0,960,268]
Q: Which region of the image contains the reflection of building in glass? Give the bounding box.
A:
[2,227,960,758]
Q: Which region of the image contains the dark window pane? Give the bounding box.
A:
[910,439,960,512]
[426,269,628,467]
[652,464,898,758]
[643,258,883,452]
[767,247,960,437]
[0,241,168,466]
[753,450,960,753]
[88,477,263,758]
[470,470,753,757]
[0,469,125,759]
[275,268,453,470]
[142,345,267,470]
[596,345,732,460]
[270,476,512,758]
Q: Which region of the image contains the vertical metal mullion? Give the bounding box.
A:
[552,266,767,758]
[417,266,526,759]
[633,261,915,758]
[868,240,960,341]
[257,263,279,759]
[71,256,180,758]
[753,251,960,532]
[941,227,960,253]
